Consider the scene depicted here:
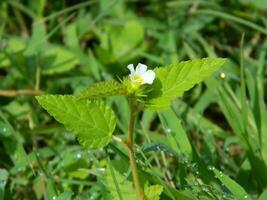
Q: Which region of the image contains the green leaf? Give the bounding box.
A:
[240,0,267,9]
[96,20,145,64]
[213,169,251,200]
[36,95,116,148]
[111,20,145,62]
[146,58,226,111]
[0,37,25,68]
[57,191,73,200]
[106,166,136,200]
[158,108,192,159]
[0,169,8,200]
[77,80,128,100]
[144,185,163,200]
[41,45,79,75]
[258,189,267,200]
[24,21,47,56]
[173,100,227,139]
[0,111,29,170]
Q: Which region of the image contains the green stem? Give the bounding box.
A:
[127,97,144,200]
[35,55,41,92]
[13,7,29,37]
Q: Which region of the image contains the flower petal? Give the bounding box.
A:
[127,64,135,74]
[142,70,155,84]
[129,74,135,81]
[136,63,147,75]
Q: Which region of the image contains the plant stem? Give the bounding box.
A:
[35,55,41,93]
[0,89,41,96]
[126,97,144,200]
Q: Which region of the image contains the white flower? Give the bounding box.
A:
[127,63,155,85]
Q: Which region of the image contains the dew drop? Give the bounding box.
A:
[220,72,226,79]
[207,165,215,171]
[76,153,81,159]
[164,127,171,133]
[98,168,105,173]
[244,195,248,199]
[52,196,57,200]
[136,159,142,164]
[219,171,223,177]
[0,122,9,136]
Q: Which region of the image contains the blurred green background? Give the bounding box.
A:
[0,0,267,199]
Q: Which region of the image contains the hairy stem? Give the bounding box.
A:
[127,97,144,200]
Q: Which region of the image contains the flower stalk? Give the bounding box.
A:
[126,96,144,200]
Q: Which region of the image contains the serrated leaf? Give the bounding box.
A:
[36,95,116,148]
[144,185,163,200]
[146,58,226,111]
[77,80,128,100]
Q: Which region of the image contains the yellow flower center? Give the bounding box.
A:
[133,74,144,84]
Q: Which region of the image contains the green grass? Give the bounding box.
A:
[0,0,267,199]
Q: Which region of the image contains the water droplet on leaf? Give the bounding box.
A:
[220,72,226,79]
[165,128,171,133]
[219,171,223,177]
[208,165,215,171]
[76,153,81,159]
